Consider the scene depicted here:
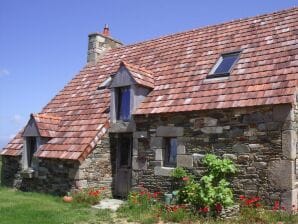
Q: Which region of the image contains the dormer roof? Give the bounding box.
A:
[120,61,155,89]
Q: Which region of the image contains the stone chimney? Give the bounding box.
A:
[87,24,122,63]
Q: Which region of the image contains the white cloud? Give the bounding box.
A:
[0,68,10,77]
[10,114,23,125]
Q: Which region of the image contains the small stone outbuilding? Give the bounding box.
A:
[1,7,298,210]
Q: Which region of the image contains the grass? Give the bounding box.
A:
[0,187,113,224]
[0,186,298,224]
[117,200,298,224]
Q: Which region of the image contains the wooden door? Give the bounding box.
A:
[115,133,132,198]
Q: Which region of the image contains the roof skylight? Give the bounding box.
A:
[207,51,240,78]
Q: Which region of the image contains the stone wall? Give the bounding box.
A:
[133,105,297,207]
[0,155,21,187]
[20,159,79,195]
[76,135,115,194]
[0,135,113,196]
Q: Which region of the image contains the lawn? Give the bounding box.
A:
[0,188,114,224]
[0,187,298,224]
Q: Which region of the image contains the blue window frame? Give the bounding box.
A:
[208,51,240,78]
[164,138,177,167]
[117,86,131,121]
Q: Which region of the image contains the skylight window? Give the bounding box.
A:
[207,51,240,78]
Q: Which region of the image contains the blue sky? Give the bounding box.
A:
[0,0,296,148]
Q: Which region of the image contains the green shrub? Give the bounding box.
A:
[171,153,237,216]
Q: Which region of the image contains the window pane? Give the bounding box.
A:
[164,138,177,167]
[27,137,37,166]
[169,138,177,164]
[117,87,131,121]
[213,53,239,74]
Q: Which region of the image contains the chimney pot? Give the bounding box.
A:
[103,24,110,36]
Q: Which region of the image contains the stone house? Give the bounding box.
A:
[1,7,297,209]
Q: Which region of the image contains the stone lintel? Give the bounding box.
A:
[109,121,136,133]
[156,126,184,137]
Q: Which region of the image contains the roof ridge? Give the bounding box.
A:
[108,6,297,52]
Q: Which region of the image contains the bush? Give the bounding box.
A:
[171,154,237,216]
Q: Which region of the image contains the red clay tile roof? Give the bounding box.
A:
[1,131,24,156]
[121,61,155,88]
[31,113,62,138]
[1,7,297,161]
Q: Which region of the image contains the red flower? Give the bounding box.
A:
[182,176,189,181]
[239,195,246,200]
[152,192,161,198]
[215,203,222,213]
[273,201,280,210]
[202,206,209,213]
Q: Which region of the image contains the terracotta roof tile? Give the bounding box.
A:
[121,61,155,88]
[1,7,297,160]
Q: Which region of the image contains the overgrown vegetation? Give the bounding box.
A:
[71,187,107,205]
[171,154,236,216]
[1,153,298,223]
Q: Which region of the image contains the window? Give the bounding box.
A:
[117,86,131,121]
[208,51,240,78]
[163,138,177,167]
[26,137,37,167]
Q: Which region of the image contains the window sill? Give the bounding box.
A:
[154,166,175,176]
[20,168,35,179]
[203,75,229,83]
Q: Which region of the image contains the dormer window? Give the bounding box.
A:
[117,86,131,121]
[110,61,154,123]
[207,51,240,79]
[22,113,60,171]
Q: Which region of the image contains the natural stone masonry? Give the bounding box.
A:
[1,156,21,187]
[1,135,113,196]
[76,136,114,195]
[133,105,298,208]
